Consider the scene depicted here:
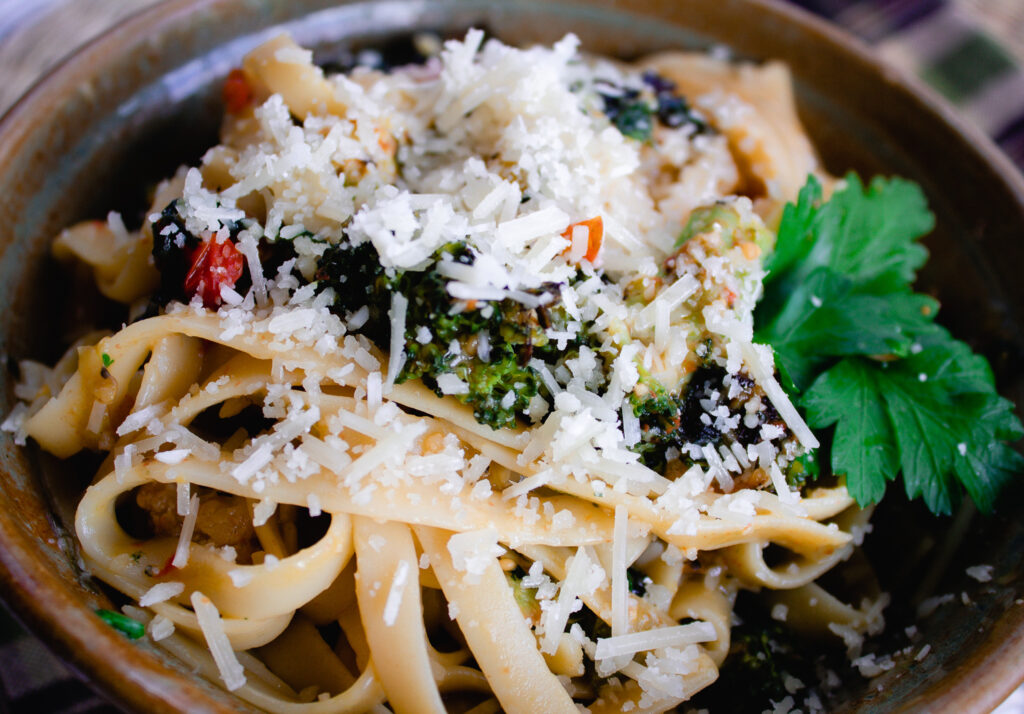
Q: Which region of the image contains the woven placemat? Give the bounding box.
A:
[960,0,1024,62]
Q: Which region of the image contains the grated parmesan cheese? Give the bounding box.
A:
[382,560,410,627]
[594,621,717,660]
[385,293,408,393]
[139,581,185,607]
[176,481,190,516]
[171,494,200,569]
[148,615,175,642]
[191,591,246,691]
[966,564,993,583]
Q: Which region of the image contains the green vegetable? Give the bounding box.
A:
[96,608,145,639]
[101,353,114,368]
[628,362,800,495]
[626,567,649,596]
[628,369,686,471]
[597,73,708,143]
[785,451,819,490]
[610,100,654,142]
[689,616,813,711]
[505,566,542,621]
[755,174,1023,514]
[675,202,774,255]
[316,240,598,429]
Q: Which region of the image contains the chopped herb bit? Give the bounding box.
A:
[785,451,819,490]
[505,566,541,621]
[96,608,145,639]
[101,353,114,368]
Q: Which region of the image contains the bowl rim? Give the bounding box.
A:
[0,0,1023,712]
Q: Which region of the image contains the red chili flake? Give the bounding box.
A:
[185,238,245,308]
[222,69,252,114]
[153,554,177,578]
[724,287,737,307]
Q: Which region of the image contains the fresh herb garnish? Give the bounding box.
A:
[101,353,114,368]
[755,174,1023,514]
[96,608,145,639]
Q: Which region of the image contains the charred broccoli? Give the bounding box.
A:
[597,71,709,143]
[315,239,597,429]
[689,612,817,711]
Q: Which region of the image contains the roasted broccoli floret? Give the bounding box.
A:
[718,623,792,706]
[628,362,817,495]
[151,201,203,305]
[674,201,774,253]
[628,365,732,472]
[505,566,542,622]
[315,240,394,344]
[315,239,597,429]
[690,613,816,711]
[628,372,686,472]
[596,71,709,143]
[786,451,820,490]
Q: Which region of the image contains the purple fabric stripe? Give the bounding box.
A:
[788,0,1024,175]
[788,0,944,41]
[996,116,1024,170]
[786,0,863,18]
[864,0,946,36]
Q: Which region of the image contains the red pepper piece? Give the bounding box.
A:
[153,554,176,578]
[222,69,252,114]
[184,238,245,308]
[562,216,604,263]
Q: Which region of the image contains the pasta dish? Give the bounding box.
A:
[5,29,1018,713]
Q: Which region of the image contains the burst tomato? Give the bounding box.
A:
[184,238,245,307]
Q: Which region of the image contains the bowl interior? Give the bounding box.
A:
[0,0,1022,712]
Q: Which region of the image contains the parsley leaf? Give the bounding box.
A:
[802,359,898,506]
[880,326,1023,513]
[756,173,1023,515]
[763,174,932,293]
[760,267,936,390]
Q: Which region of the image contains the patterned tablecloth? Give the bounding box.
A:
[0,0,1022,712]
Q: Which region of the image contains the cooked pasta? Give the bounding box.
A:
[5,31,890,713]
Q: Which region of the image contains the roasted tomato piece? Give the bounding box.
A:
[185,238,245,307]
[222,68,252,114]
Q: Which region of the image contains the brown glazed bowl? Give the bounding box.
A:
[0,0,1022,711]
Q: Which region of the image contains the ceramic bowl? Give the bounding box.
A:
[0,0,1022,711]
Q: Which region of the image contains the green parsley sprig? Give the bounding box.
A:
[755,174,1023,515]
